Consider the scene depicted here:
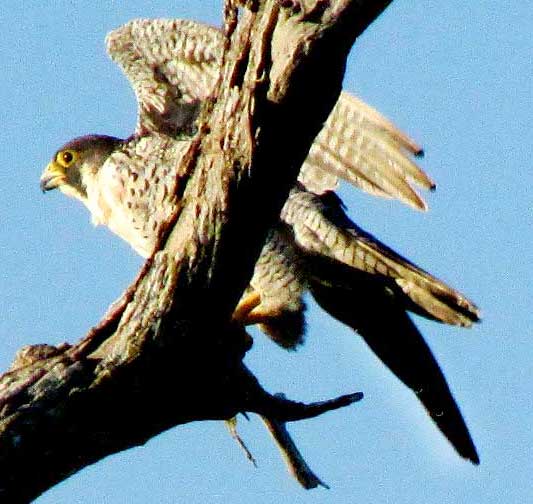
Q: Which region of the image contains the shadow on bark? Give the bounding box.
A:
[0,1,392,501]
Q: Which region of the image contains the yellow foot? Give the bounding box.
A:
[233,291,280,326]
[232,292,261,323]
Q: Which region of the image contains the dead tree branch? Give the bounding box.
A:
[0,1,392,501]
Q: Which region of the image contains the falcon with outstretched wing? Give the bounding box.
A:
[40,19,480,464]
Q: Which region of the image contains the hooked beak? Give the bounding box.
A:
[40,162,66,192]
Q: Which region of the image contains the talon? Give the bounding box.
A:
[233,292,285,327]
[242,307,278,326]
[232,291,262,323]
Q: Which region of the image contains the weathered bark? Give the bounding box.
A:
[0,1,392,501]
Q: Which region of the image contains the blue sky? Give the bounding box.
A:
[1,1,531,503]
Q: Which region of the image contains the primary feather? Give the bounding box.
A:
[40,18,480,464]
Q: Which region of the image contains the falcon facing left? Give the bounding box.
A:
[40,19,480,464]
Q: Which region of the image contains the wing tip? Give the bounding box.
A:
[469,452,481,465]
[458,300,482,326]
[458,442,480,465]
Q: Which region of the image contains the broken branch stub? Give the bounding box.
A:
[0,1,392,501]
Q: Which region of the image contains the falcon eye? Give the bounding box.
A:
[56,149,78,168]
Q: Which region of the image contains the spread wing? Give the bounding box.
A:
[106,19,223,136]
[106,18,433,210]
[104,18,480,463]
[301,93,435,210]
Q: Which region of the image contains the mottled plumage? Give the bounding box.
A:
[40,19,480,464]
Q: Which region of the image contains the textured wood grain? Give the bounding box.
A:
[0,1,392,501]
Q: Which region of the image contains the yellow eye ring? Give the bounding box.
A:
[56,149,78,168]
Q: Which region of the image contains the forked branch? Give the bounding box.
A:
[0,1,392,501]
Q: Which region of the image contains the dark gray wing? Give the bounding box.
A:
[278,187,479,463]
[282,187,480,327]
[309,266,479,464]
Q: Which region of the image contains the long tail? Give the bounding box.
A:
[282,188,480,326]
[280,188,480,462]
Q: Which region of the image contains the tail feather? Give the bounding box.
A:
[342,229,481,326]
[282,189,480,326]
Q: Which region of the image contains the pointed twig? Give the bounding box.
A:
[261,413,329,489]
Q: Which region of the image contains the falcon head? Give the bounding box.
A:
[40,134,121,201]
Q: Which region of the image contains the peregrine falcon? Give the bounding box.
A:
[40,19,480,464]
